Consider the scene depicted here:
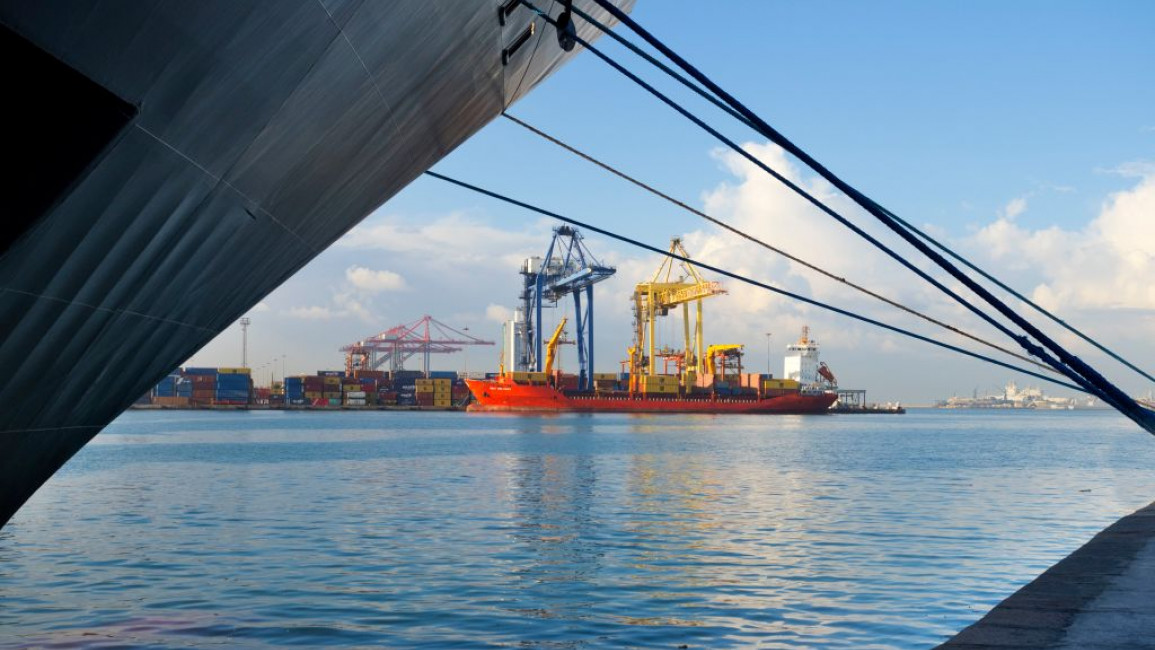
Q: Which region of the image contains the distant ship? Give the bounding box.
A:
[465,374,838,414]
[0,1,632,528]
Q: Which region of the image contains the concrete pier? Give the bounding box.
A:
[940,501,1155,648]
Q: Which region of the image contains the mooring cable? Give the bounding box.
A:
[583,0,1154,428]
[573,2,1151,387]
[877,203,1155,385]
[424,170,1085,394]
[501,111,1055,375]
[518,0,1101,401]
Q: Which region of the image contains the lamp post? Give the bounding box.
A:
[765,332,772,375]
[463,326,470,378]
[240,317,251,368]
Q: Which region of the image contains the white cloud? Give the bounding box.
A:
[251,301,271,313]
[345,266,407,292]
[1000,196,1028,220]
[485,304,513,323]
[287,306,334,320]
[336,211,549,268]
[969,164,1155,312]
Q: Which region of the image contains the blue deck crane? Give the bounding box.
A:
[519,226,615,391]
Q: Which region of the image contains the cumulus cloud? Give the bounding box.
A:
[345,266,406,292]
[970,165,1155,311]
[336,211,550,268]
[485,304,513,323]
[1000,196,1028,220]
[653,140,951,351]
[287,305,333,320]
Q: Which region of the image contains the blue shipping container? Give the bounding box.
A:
[183,367,217,376]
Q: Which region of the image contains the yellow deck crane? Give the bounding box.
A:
[629,238,727,390]
[543,317,568,377]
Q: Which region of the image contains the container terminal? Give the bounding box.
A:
[138,230,902,413]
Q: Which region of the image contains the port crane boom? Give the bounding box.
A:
[341,315,493,376]
[631,238,726,384]
[518,226,615,390]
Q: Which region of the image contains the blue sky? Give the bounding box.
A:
[188,1,1155,403]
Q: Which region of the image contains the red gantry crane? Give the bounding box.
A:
[341,315,494,377]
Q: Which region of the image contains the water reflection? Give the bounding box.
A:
[2,410,1155,648]
[506,434,602,621]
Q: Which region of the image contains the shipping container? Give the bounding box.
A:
[345,391,367,398]
[217,367,251,375]
[429,371,458,380]
[352,369,387,380]
[510,372,548,383]
[183,367,217,376]
[345,398,367,406]
[318,370,346,378]
[592,373,617,381]
[762,379,800,390]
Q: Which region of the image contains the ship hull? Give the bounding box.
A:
[0,0,632,527]
[465,379,837,414]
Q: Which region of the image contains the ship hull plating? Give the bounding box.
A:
[0,0,632,527]
[465,379,838,414]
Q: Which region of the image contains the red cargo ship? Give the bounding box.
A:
[464,375,837,414]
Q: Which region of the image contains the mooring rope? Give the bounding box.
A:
[501,111,1056,375]
[424,170,1085,394]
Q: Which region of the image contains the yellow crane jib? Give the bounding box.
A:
[660,281,725,306]
[544,317,567,377]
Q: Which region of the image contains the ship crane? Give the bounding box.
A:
[340,315,494,376]
[630,238,726,387]
[518,226,615,390]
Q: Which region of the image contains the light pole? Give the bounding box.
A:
[240,317,251,367]
[765,332,772,375]
[463,326,470,378]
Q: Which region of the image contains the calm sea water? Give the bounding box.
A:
[3,409,1154,648]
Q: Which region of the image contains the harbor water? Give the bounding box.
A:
[3,409,1154,648]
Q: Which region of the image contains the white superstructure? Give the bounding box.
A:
[507,308,529,372]
[784,326,821,387]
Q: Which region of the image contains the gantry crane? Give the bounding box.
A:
[629,238,727,387]
[518,226,615,390]
[341,315,493,376]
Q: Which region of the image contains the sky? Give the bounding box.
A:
[186,1,1155,404]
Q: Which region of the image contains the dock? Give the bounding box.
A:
[939,500,1155,648]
